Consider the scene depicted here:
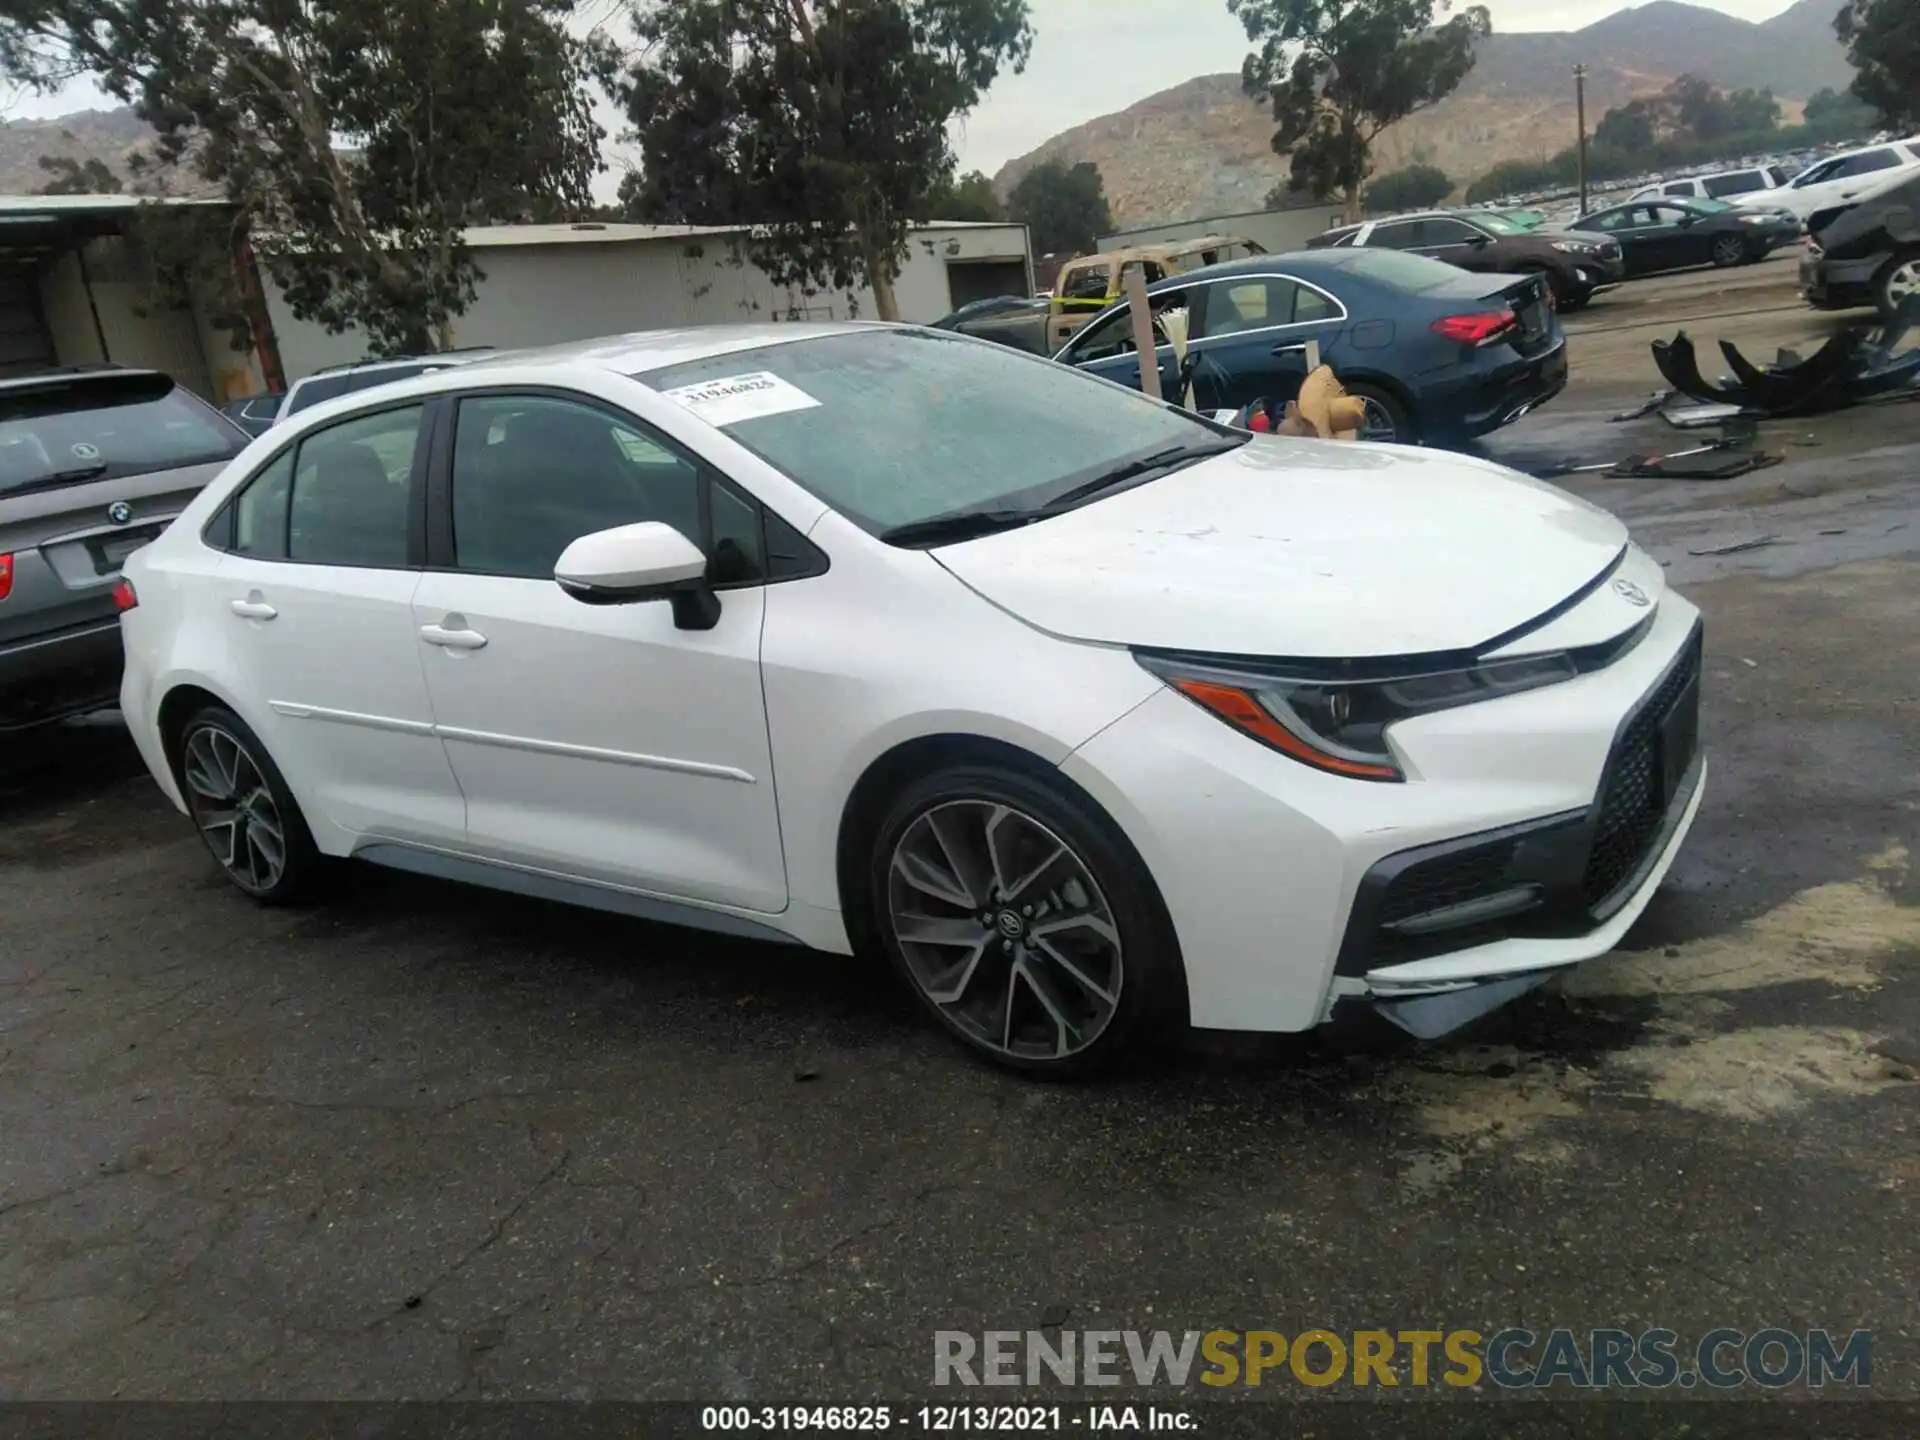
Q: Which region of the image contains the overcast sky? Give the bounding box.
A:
[4,0,1799,190]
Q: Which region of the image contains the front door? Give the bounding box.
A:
[213,402,468,844]
[1060,295,1186,401]
[410,390,787,913]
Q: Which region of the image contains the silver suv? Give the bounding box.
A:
[275,348,498,422]
[1,366,248,731]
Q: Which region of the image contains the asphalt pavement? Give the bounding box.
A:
[1,261,1916,1415]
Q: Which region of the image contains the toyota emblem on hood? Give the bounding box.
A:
[1612,579,1651,608]
[107,500,133,526]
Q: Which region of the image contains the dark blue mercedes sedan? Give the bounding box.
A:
[1050,249,1568,447]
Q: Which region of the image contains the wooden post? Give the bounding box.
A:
[1122,266,1161,402]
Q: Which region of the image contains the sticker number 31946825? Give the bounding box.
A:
[662,371,822,427]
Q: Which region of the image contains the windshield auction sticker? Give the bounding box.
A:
[662,371,821,427]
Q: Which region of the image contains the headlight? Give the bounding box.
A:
[1135,650,1581,782]
[1738,214,1770,224]
[1549,240,1597,254]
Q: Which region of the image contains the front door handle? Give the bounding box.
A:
[420,623,488,651]
[1272,343,1309,357]
[230,595,277,621]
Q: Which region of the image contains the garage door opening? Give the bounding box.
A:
[946,259,1031,311]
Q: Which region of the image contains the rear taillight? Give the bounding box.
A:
[111,578,138,612]
[0,554,11,601]
[1432,310,1519,346]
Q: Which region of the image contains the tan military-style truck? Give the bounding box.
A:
[934,234,1269,356]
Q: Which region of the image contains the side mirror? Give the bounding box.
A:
[1466,233,1492,247]
[554,521,720,630]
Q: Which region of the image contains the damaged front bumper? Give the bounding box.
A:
[1331,626,1707,1039]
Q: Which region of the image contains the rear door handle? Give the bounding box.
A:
[230,597,277,621]
[420,623,488,651]
[1272,343,1308,357]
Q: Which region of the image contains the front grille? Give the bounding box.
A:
[1581,630,1703,907]
[1378,846,1515,926]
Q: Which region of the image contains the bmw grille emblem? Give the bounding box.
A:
[107,501,133,526]
[1612,579,1651,608]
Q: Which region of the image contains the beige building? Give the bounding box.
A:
[0,197,1033,401]
[0,193,270,402]
[264,219,1034,380]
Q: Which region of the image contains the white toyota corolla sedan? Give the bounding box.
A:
[117,323,1705,1075]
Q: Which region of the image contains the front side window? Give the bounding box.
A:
[1421,218,1482,246]
[449,394,703,580]
[1794,159,1842,187]
[286,405,423,567]
[638,329,1232,536]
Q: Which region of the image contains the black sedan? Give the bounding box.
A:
[1050,249,1567,448]
[1570,197,1800,277]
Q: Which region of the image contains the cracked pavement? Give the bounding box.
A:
[1,271,1916,1403]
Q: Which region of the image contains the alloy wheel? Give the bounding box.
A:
[1887,259,1920,310]
[181,724,287,894]
[886,799,1123,1062]
[1357,397,1399,444]
[1713,235,1746,266]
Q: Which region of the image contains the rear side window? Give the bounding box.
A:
[290,406,423,567]
[0,373,243,497]
[1704,171,1764,198]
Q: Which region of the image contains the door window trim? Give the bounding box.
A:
[199,396,434,570]
[424,383,826,591]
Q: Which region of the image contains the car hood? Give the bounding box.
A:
[931,439,1630,659]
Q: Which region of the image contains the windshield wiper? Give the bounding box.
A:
[878,438,1247,549]
[879,508,1042,548]
[2,461,110,496]
[1036,438,1247,516]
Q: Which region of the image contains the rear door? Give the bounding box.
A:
[0,372,244,669]
[203,400,468,844]
[1183,274,1347,414]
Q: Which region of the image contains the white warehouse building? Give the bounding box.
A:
[264,219,1035,380]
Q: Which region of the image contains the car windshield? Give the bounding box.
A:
[1689,198,1734,214]
[0,372,244,497]
[1474,212,1530,235]
[634,329,1239,536]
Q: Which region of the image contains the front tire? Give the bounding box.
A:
[1711,234,1749,269]
[173,705,324,904]
[868,765,1183,1076]
[1876,250,1920,325]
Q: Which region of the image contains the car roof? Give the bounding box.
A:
[0,363,155,392]
[451,321,896,377]
[1136,250,1375,292]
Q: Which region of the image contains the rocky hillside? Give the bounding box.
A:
[994,0,1856,230]
[0,106,213,196]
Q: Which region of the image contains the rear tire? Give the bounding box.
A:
[867,764,1184,1077]
[1344,382,1416,446]
[173,705,324,904]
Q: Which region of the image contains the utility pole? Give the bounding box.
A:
[1574,65,1590,216]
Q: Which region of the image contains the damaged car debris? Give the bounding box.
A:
[1650,296,1920,418]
